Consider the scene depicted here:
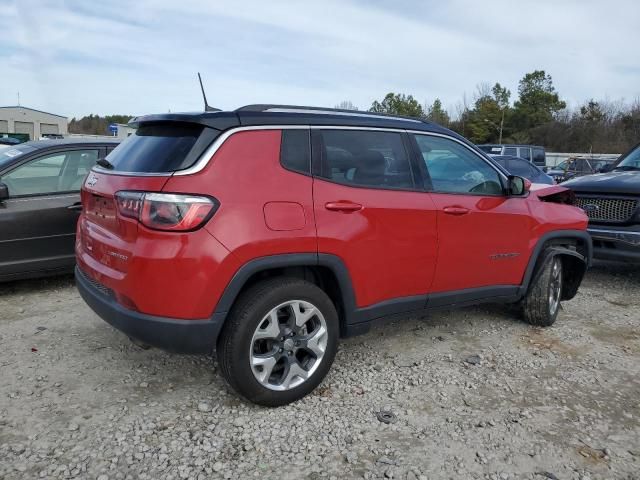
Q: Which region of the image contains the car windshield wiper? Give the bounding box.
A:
[612,165,640,171]
[96,158,114,170]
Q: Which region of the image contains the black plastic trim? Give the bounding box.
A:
[76,266,222,354]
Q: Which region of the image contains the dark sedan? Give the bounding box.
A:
[490,155,554,185]
[0,138,120,281]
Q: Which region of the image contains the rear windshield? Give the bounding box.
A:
[105,123,212,173]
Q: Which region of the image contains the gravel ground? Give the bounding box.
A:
[0,262,638,480]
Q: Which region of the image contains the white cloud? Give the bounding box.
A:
[1,0,638,118]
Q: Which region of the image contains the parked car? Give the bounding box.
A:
[0,138,120,281]
[75,105,591,406]
[477,144,546,167]
[563,142,640,262]
[546,156,616,183]
[0,137,21,146]
[490,155,554,185]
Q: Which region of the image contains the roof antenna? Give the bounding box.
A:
[198,73,220,112]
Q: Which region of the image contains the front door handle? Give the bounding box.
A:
[443,206,470,216]
[67,202,83,211]
[325,201,363,213]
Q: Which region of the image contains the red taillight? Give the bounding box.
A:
[114,191,217,231]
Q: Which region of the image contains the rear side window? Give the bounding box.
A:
[280,129,310,174]
[533,147,545,164]
[518,147,531,161]
[105,123,217,173]
[507,158,537,178]
[504,147,517,156]
[316,130,414,189]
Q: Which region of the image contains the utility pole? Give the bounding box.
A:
[17,91,20,106]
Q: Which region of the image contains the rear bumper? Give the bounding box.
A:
[588,228,640,263]
[76,266,223,354]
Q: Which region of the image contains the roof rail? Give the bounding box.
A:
[236,104,426,124]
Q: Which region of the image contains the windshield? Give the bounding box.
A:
[615,145,640,170]
[0,145,38,170]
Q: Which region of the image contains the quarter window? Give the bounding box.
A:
[280,129,310,174]
[413,135,503,195]
[316,130,414,189]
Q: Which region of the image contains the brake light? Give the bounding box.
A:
[114,191,217,231]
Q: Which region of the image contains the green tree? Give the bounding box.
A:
[467,95,502,143]
[369,93,425,118]
[513,70,566,130]
[426,98,450,126]
[580,100,605,123]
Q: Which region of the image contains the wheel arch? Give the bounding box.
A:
[212,253,357,336]
[520,229,592,300]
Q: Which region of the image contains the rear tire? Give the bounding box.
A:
[217,277,339,407]
[523,255,563,327]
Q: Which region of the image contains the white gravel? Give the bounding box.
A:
[0,261,639,479]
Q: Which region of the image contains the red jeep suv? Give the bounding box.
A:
[76,105,591,406]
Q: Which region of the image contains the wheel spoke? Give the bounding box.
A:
[281,361,308,389]
[304,325,327,357]
[251,354,277,384]
[253,311,281,341]
[292,301,318,327]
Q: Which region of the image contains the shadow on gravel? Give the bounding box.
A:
[0,273,75,296]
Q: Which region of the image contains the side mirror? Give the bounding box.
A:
[507,175,530,196]
[541,166,549,173]
[598,164,613,173]
[0,182,8,201]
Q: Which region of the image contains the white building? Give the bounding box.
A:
[0,106,68,140]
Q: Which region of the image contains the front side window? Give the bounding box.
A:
[2,149,99,196]
[316,130,414,189]
[414,135,503,195]
[504,147,518,156]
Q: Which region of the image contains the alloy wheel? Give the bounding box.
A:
[249,300,328,391]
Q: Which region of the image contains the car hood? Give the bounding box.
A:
[562,171,640,195]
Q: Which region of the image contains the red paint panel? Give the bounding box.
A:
[313,178,438,307]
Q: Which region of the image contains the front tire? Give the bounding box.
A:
[217,277,339,407]
[523,255,563,327]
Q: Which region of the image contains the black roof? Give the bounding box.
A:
[130,104,452,135]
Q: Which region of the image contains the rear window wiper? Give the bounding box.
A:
[96,158,114,170]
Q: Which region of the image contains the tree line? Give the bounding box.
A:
[338,70,640,154]
[68,114,132,136]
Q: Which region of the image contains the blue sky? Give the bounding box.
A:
[1,0,639,118]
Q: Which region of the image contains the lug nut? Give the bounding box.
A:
[287,351,292,356]
[289,332,295,337]
[278,348,283,353]
[279,336,284,341]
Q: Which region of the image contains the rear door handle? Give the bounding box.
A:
[67,202,83,211]
[443,206,470,216]
[325,201,363,212]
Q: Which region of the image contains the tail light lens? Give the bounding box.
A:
[115,191,218,231]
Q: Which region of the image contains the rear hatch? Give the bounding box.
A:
[78,122,218,276]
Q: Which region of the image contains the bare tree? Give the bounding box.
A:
[335,101,358,111]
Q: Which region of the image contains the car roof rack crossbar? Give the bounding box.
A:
[235,104,426,124]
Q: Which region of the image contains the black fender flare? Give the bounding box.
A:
[211,252,358,325]
[519,229,592,299]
